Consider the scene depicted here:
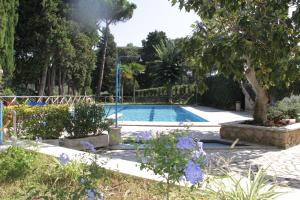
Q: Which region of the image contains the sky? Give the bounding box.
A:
[110,0,199,47]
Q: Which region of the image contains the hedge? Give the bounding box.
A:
[4,104,69,139]
[4,103,111,140]
[136,84,196,97]
[198,75,245,109]
[136,75,244,110]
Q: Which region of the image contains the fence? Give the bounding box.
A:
[97,96,170,104]
[136,84,197,98]
[0,94,193,106]
[0,96,96,106]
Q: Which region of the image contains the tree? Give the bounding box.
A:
[15,0,65,96]
[120,62,144,102]
[96,0,136,96]
[140,31,168,88]
[118,43,141,60]
[141,31,167,62]
[171,0,300,124]
[68,30,96,95]
[14,0,98,96]
[0,0,19,87]
[153,40,184,102]
[92,28,117,94]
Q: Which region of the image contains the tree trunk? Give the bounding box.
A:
[49,65,56,96]
[72,84,76,95]
[38,63,48,96]
[61,70,66,95]
[96,23,109,97]
[46,69,51,96]
[67,84,70,95]
[58,67,62,95]
[245,60,269,124]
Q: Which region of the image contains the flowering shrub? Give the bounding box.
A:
[136,130,207,200]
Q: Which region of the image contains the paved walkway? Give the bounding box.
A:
[1,107,299,199]
[104,125,300,199]
[2,136,299,199]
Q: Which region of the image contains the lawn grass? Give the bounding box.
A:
[0,151,206,200]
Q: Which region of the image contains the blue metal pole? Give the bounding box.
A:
[0,101,3,145]
[119,66,122,102]
[115,60,119,128]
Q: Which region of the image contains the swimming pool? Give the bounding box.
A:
[104,105,208,122]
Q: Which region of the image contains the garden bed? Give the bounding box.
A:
[0,147,204,200]
[220,122,300,149]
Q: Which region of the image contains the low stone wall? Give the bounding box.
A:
[220,122,300,149]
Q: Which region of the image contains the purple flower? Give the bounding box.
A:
[135,130,152,142]
[86,189,95,200]
[80,178,86,184]
[80,141,96,153]
[185,160,203,184]
[85,189,104,200]
[176,137,194,150]
[59,153,70,166]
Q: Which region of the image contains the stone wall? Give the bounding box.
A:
[220,123,300,149]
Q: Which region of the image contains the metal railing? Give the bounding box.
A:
[0,95,176,106]
[0,95,96,106]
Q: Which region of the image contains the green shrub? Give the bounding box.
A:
[268,96,300,122]
[3,87,15,96]
[0,146,36,182]
[4,104,69,139]
[267,95,300,122]
[66,103,111,139]
[279,95,300,108]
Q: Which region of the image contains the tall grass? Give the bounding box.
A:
[205,168,281,200]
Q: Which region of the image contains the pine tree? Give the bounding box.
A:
[0,0,19,89]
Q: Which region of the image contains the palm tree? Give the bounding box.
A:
[153,40,184,103]
[120,63,144,102]
[96,0,136,97]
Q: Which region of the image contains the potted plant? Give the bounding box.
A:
[64,103,112,150]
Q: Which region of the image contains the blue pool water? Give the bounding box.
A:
[104,105,208,122]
